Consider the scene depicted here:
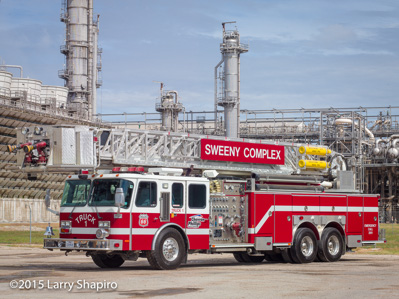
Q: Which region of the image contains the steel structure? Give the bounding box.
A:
[215,22,248,138]
[59,0,102,120]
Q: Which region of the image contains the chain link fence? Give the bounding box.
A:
[379,205,399,223]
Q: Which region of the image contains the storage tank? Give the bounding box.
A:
[0,71,12,97]
[41,85,68,108]
[10,78,42,103]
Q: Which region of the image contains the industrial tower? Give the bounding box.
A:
[216,22,248,138]
[155,83,184,132]
[59,0,102,120]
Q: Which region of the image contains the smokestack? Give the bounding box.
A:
[216,22,248,138]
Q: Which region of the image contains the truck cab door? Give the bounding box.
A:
[131,180,161,250]
[185,182,210,250]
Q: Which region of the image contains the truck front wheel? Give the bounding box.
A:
[91,253,125,268]
[146,228,186,270]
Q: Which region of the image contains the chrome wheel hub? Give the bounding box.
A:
[301,236,314,257]
[163,237,179,261]
[327,235,339,256]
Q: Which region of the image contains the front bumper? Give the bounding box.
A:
[43,238,123,251]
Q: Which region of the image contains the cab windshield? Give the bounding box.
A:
[61,180,91,207]
[89,179,133,209]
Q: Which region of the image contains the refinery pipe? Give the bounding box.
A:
[373,139,387,156]
[334,118,375,144]
[168,90,179,104]
[214,58,224,131]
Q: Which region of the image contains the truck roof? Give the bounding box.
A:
[66,173,209,183]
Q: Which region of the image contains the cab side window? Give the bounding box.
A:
[136,181,157,207]
[172,183,183,208]
[188,184,206,209]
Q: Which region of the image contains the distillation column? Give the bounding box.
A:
[155,83,184,132]
[216,22,248,138]
[59,0,102,120]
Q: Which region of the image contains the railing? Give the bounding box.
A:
[97,128,323,175]
[0,94,86,122]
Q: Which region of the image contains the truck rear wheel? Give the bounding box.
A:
[91,253,125,268]
[146,228,186,270]
[290,228,318,263]
[317,227,343,262]
[234,253,264,263]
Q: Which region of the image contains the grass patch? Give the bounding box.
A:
[0,229,59,245]
[355,223,399,255]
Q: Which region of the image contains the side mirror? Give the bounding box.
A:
[45,189,51,208]
[115,188,124,207]
[44,188,59,216]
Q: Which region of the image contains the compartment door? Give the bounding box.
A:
[254,193,274,237]
[274,194,292,244]
[363,196,379,241]
[347,196,363,234]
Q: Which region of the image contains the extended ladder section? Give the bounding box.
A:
[11,125,345,178]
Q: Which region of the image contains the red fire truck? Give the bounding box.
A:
[43,167,385,270]
[12,125,385,269]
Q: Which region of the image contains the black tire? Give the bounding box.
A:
[289,248,300,264]
[234,252,264,263]
[263,253,274,262]
[317,228,344,262]
[313,254,322,262]
[146,228,186,270]
[233,253,246,263]
[264,252,285,262]
[241,253,265,263]
[91,253,125,268]
[281,248,294,263]
[290,228,318,264]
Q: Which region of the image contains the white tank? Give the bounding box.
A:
[11,78,42,103]
[41,85,68,108]
[0,71,12,97]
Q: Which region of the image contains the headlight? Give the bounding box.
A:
[61,220,71,227]
[96,228,109,239]
[98,221,110,228]
[60,220,72,233]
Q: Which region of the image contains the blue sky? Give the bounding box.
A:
[1,0,398,120]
